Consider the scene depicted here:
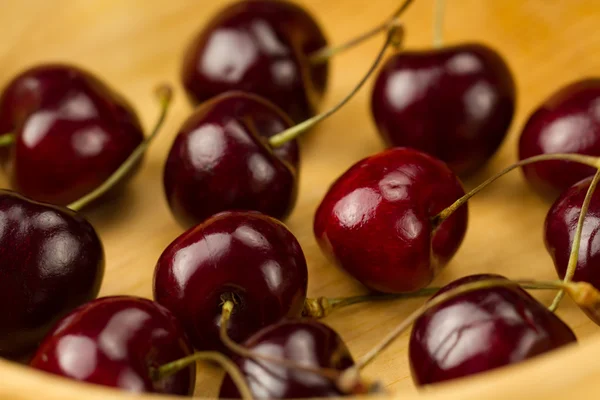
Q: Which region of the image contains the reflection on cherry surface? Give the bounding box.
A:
[154,211,308,353]
[371,44,515,176]
[30,296,195,395]
[409,274,577,385]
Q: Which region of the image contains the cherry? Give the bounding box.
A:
[0,63,166,206]
[181,0,328,124]
[314,147,468,293]
[408,274,577,385]
[153,210,308,353]
[30,296,195,395]
[0,190,103,357]
[519,79,600,199]
[218,319,358,399]
[370,44,515,176]
[163,91,298,229]
[167,25,403,229]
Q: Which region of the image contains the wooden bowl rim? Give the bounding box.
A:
[2,332,596,399]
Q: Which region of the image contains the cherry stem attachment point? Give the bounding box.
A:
[549,169,600,312]
[219,300,373,395]
[269,23,404,148]
[433,0,446,48]
[345,278,599,375]
[0,133,15,147]
[303,288,439,319]
[67,84,173,212]
[308,0,414,65]
[432,153,600,229]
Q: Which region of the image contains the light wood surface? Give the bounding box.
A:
[1,0,599,399]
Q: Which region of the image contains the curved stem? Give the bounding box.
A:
[432,0,446,48]
[549,169,600,311]
[303,288,439,319]
[269,23,404,148]
[432,153,600,229]
[0,133,15,147]
[153,351,253,400]
[308,0,414,65]
[343,278,597,376]
[67,85,173,211]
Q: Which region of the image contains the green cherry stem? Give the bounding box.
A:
[302,288,439,318]
[67,84,173,212]
[153,350,253,400]
[432,153,600,229]
[0,133,15,147]
[308,0,414,65]
[340,278,599,377]
[269,23,404,148]
[549,169,600,312]
[433,0,446,48]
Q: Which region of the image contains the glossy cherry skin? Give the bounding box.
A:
[220,319,354,399]
[181,0,328,124]
[409,274,577,385]
[314,147,468,293]
[163,91,298,229]
[0,63,144,205]
[371,44,515,176]
[519,79,600,199]
[0,190,104,357]
[545,176,600,290]
[30,296,195,395]
[153,211,308,353]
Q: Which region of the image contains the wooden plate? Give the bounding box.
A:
[1,0,599,398]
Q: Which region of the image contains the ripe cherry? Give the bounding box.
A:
[0,63,169,207]
[219,319,358,399]
[167,25,403,229]
[0,190,104,358]
[371,44,515,176]
[30,296,195,395]
[408,274,577,385]
[545,173,600,292]
[181,0,328,124]
[153,211,308,353]
[519,79,600,199]
[163,91,298,229]
[314,147,468,293]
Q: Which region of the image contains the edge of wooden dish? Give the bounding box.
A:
[0,333,595,399]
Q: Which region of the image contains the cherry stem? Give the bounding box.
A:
[308,0,414,65]
[218,300,374,395]
[339,278,599,377]
[302,288,439,318]
[549,169,600,312]
[0,133,15,147]
[66,84,173,212]
[433,0,446,48]
[432,153,600,229]
[153,351,253,400]
[269,23,404,148]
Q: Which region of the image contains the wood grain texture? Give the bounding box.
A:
[0,0,599,398]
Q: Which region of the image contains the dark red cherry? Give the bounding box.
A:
[314,147,468,293]
[163,91,298,229]
[545,176,600,289]
[371,44,515,176]
[219,319,354,399]
[409,274,577,385]
[519,79,600,199]
[181,0,328,124]
[0,63,144,205]
[30,296,195,395]
[0,190,103,357]
[153,210,308,353]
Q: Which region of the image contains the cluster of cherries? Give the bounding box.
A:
[1,0,600,398]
